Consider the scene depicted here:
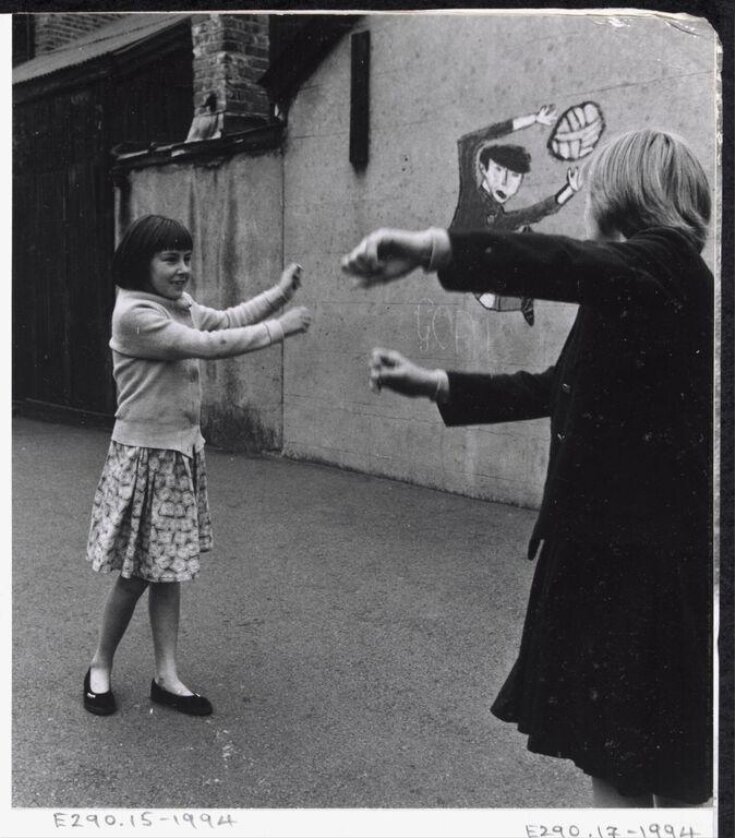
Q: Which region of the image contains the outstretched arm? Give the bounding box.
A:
[341,226,683,308]
[112,301,312,362]
[367,347,555,425]
[437,227,677,306]
[439,367,556,426]
[459,104,557,147]
[194,264,303,330]
[510,104,557,132]
[555,167,582,206]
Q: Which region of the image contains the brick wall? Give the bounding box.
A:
[33,13,127,54]
[31,12,271,135]
[191,13,270,132]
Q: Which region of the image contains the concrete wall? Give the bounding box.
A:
[280,11,719,508]
[121,151,285,452]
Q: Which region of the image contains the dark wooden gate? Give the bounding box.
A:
[14,81,115,416]
[13,22,193,420]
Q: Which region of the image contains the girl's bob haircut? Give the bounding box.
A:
[586,128,711,252]
[113,215,193,290]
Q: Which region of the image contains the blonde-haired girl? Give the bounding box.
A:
[342,129,714,806]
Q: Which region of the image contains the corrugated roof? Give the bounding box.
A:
[13,12,191,86]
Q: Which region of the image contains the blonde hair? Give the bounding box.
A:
[585,128,711,251]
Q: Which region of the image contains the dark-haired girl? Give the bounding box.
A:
[84,214,312,718]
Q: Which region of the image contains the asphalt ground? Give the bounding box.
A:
[12,416,589,811]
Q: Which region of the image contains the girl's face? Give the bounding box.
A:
[147,250,192,300]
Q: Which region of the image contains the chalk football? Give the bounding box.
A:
[547,102,605,161]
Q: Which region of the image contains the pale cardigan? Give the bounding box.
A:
[109,285,288,455]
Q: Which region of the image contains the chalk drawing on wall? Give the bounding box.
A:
[449,104,594,326]
[547,102,606,161]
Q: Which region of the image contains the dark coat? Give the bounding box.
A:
[437,227,713,558]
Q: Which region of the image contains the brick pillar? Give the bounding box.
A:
[191,13,270,134]
[33,13,126,54]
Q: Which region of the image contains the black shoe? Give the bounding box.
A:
[150,679,213,716]
[83,668,117,716]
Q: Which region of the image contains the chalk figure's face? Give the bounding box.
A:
[148,250,192,300]
[481,160,523,204]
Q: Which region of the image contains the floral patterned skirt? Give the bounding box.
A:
[87,441,213,583]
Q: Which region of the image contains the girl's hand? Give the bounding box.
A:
[341,228,433,287]
[278,263,303,300]
[279,306,312,336]
[369,347,440,398]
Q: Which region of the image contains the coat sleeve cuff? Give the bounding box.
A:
[436,370,468,425]
[425,227,453,273]
[431,369,450,404]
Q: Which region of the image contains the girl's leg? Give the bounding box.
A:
[591,777,653,808]
[148,581,193,696]
[90,575,149,692]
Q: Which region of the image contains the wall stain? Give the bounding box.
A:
[202,401,281,453]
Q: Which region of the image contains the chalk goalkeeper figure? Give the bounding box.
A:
[450,104,581,323]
